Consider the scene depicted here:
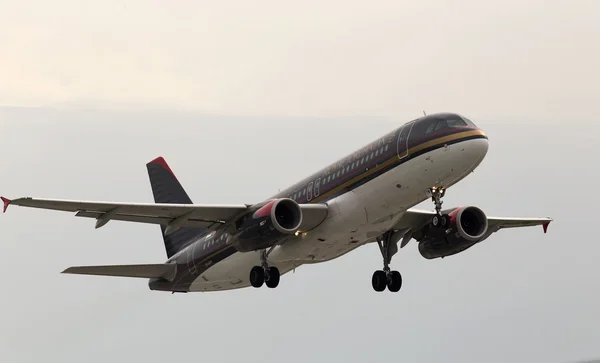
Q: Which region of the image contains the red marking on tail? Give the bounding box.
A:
[1,197,11,213]
[542,222,550,233]
[147,156,178,181]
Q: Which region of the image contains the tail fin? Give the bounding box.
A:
[146,156,206,258]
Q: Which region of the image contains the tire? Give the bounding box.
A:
[265,267,280,288]
[249,266,264,288]
[387,271,402,292]
[372,270,387,292]
[440,215,449,228]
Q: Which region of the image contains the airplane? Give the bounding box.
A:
[1,113,552,293]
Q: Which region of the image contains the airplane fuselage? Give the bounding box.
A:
[149,113,489,292]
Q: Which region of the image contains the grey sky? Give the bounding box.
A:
[1,1,599,362]
[1,1,599,121]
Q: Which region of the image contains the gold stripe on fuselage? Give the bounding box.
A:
[310,129,486,204]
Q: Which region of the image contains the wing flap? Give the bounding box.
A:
[5,197,249,229]
[75,211,224,230]
[62,263,178,281]
[486,216,552,232]
[9,197,248,219]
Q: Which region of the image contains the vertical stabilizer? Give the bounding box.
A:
[146,157,205,258]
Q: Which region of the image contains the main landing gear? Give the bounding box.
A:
[249,249,280,289]
[426,187,449,228]
[372,230,403,292]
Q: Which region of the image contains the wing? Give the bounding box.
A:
[1,196,329,234]
[2,196,250,231]
[394,208,552,248]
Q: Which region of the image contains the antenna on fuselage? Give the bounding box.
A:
[423,110,427,116]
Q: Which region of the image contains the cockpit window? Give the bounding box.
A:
[460,116,475,126]
[445,114,468,127]
[410,114,470,141]
[427,116,468,134]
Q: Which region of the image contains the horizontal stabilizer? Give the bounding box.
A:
[62,263,177,281]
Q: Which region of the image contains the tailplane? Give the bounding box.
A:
[63,264,177,281]
[146,156,206,258]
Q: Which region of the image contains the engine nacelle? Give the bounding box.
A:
[231,198,303,252]
[418,206,489,259]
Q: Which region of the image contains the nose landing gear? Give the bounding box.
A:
[372,230,403,292]
[427,187,449,228]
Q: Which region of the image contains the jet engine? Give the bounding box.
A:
[417,206,489,259]
[231,198,303,252]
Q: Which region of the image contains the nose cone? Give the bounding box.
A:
[468,126,489,167]
[477,133,489,158]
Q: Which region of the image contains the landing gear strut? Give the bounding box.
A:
[249,248,280,289]
[427,187,449,228]
[372,230,403,292]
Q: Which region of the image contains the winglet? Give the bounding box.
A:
[542,222,550,233]
[1,197,11,213]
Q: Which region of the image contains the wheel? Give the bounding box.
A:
[440,215,449,228]
[372,270,387,292]
[387,271,402,292]
[432,215,440,227]
[265,266,280,288]
[249,266,264,288]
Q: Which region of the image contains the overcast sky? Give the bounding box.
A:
[1,1,599,362]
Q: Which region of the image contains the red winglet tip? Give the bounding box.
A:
[1,197,12,213]
[542,222,550,234]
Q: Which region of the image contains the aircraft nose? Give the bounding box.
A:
[471,127,489,162]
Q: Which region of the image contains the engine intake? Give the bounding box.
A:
[449,206,488,241]
[418,206,489,259]
[231,198,303,252]
[259,198,303,234]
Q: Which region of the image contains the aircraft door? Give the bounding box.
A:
[397,122,415,159]
[307,182,314,201]
[314,178,321,198]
